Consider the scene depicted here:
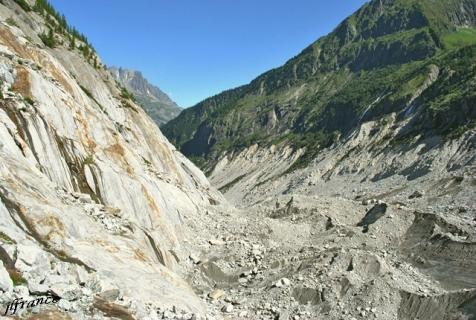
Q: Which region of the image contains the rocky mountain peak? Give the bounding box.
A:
[109,66,182,126]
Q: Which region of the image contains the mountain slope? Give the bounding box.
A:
[163,0,476,172]
[1,1,476,320]
[109,67,182,126]
[0,0,223,318]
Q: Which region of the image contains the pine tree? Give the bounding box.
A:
[69,35,75,50]
[39,27,56,48]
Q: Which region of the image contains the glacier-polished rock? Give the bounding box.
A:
[0,3,224,318]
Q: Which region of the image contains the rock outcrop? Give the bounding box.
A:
[0,1,222,318]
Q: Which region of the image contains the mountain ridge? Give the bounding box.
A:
[163,0,476,171]
[109,66,182,126]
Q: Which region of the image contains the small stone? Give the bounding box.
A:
[222,304,233,313]
[409,191,424,199]
[275,278,291,287]
[238,311,248,317]
[58,299,72,311]
[209,239,225,246]
[78,193,93,203]
[415,256,425,264]
[13,285,29,297]
[0,262,13,293]
[208,289,225,300]
[279,310,291,320]
[252,249,261,256]
[189,253,201,264]
[99,289,120,301]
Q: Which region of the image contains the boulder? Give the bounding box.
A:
[208,289,225,300]
[0,261,13,293]
[409,190,424,199]
[275,278,291,288]
[221,303,233,313]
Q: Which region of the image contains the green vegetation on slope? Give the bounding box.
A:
[442,27,476,49]
[163,0,476,171]
[30,0,98,65]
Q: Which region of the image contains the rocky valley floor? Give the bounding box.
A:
[178,168,476,320]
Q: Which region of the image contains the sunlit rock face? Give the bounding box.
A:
[0,1,223,317]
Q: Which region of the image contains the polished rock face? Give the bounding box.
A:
[0,2,223,318]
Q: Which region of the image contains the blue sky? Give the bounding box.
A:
[49,0,368,107]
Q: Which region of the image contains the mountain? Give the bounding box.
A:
[163,0,476,173]
[0,0,223,318]
[109,67,182,126]
[2,1,476,319]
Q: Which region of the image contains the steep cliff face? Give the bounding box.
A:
[109,67,182,126]
[0,0,223,318]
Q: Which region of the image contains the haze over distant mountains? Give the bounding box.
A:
[109,67,182,126]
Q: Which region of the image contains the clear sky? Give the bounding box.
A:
[49,0,368,107]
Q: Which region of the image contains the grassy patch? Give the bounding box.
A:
[188,155,207,169]
[24,96,35,105]
[121,100,137,112]
[0,231,16,244]
[442,28,476,50]
[83,154,95,165]
[5,17,18,27]
[446,119,476,140]
[119,86,135,102]
[13,0,30,11]
[38,29,56,48]
[8,269,27,286]
[142,156,152,167]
